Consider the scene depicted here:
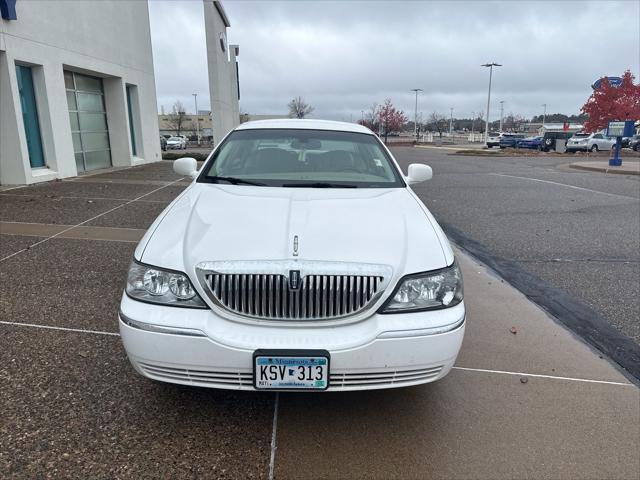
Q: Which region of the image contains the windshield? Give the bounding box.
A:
[199,129,405,188]
[168,137,181,141]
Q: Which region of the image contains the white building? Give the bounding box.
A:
[204,0,240,144]
[0,0,161,185]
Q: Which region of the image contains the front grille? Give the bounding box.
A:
[205,273,383,320]
[330,366,443,389]
[139,362,253,388]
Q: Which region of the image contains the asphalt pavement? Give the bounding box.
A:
[392,146,640,379]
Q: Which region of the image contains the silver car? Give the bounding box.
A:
[566,133,616,153]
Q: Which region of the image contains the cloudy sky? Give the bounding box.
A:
[149,0,640,122]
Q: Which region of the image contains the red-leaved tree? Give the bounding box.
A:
[581,70,640,132]
[376,99,408,142]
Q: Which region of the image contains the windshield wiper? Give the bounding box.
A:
[282,182,358,188]
[207,176,266,186]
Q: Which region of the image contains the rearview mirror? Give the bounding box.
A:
[173,157,198,178]
[406,163,432,185]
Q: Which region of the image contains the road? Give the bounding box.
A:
[392,146,640,377]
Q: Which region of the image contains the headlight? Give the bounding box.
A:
[126,261,207,308]
[380,263,463,313]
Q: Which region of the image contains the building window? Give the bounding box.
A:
[126,85,138,156]
[64,70,112,172]
[15,64,45,168]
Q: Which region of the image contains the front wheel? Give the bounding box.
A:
[590,145,598,152]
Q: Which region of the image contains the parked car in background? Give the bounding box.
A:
[160,136,167,151]
[486,132,503,148]
[541,131,574,152]
[566,132,616,152]
[629,135,640,151]
[499,133,525,148]
[119,119,465,392]
[516,136,543,150]
[621,136,632,148]
[166,136,187,150]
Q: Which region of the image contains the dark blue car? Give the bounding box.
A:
[499,134,525,148]
[516,136,543,150]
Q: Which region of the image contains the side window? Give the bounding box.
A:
[594,134,602,139]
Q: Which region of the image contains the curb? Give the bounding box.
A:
[569,164,640,175]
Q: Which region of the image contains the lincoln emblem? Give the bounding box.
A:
[289,270,301,291]
[292,235,299,256]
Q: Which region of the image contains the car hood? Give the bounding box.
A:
[138,183,451,281]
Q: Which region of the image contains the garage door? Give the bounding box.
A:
[64,70,112,172]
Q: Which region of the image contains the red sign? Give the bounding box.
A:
[563,122,569,132]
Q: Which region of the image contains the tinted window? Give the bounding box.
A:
[200,129,405,188]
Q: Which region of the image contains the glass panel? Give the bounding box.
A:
[15,65,46,168]
[78,112,107,132]
[72,133,83,152]
[74,74,102,93]
[75,152,85,172]
[126,85,137,156]
[69,112,79,131]
[80,132,110,151]
[77,92,104,112]
[63,70,74,89]
[83,150,111,171]
[66,91,77,110]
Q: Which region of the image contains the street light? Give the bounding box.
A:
[471,111,475,135]
[481,62,502,144]
[449,107,454,135]
[192,93,200,145]
[410,88,423,141]
[541,103,547,127]
[499,100,504,132]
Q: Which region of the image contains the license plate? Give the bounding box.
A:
[253,349,330,390]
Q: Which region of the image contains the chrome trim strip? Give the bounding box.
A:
[377,316,465,339]
[119,313,207,337]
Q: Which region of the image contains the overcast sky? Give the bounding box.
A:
[149,0,640,122]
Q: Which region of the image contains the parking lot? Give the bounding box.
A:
[1,157,639,479]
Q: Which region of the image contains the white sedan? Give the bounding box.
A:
[119,119,465,391]
[166,136,187,150]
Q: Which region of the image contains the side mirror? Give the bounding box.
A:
[406,163,432,185]
[173,157,198,178]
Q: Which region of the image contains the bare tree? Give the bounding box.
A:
[166,101,187,136]
[288,96,314,119]
[428,112,448,138]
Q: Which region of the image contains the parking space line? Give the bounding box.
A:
[0,320,119,337]
[0,192,169,203]
[0,178,183,262]
[269,392,280,480]
[490,173,640,201]
[452,366,633,387]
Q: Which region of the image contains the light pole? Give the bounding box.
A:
[541,103,547,127]
[481,62,501,144]
[192,93,200,145]
[499,100,504,132]
[449,107,454,135]
[411,88,423,142]
[471,111,475,136]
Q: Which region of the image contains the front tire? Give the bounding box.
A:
[590,145,598,152]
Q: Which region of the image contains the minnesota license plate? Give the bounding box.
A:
[253,350,330,390]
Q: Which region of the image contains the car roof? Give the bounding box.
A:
[234,118,374,135]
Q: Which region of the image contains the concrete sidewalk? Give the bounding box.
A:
[274,249,639,480]
[570,160,640,175]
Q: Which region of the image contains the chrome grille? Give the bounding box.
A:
[205,272,384,320]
